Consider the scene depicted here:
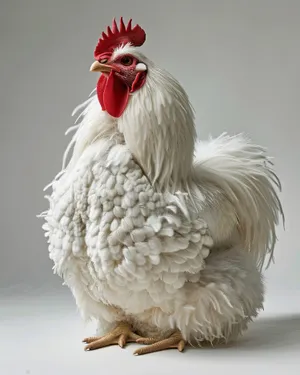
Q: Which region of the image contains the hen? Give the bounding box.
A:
[41,18,283,355]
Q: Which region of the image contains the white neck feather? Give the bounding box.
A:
[119,61,196,191]
[62,58,196,193]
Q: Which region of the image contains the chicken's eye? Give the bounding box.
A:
[120,56,133,66]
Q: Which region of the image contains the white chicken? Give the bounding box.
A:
[41,18,283,355]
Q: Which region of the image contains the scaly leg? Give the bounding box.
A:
[83,321,142,351]
[134,331,186,355]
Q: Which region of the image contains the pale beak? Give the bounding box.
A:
[90,61,119,73]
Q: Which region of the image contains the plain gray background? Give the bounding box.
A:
[0,1,299,374]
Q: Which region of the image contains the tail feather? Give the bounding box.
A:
[193,133,284,270]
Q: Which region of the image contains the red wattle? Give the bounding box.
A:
[96,72,130,118]
[131,71,146,92]
[97,75,107,111]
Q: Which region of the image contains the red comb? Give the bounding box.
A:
[94,17,146,60]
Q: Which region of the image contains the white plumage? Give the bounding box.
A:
[41,42,283,353]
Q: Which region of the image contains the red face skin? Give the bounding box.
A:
[96,54,147,118]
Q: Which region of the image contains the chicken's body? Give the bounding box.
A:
[41,18,283,355]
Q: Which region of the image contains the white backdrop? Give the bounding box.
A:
[0,1,299,374]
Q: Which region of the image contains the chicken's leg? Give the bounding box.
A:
[134,331,186,355]
[83,321,142,351]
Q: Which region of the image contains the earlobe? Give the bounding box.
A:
[136,63,147,72]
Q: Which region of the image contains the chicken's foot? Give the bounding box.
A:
[83,321,142,351]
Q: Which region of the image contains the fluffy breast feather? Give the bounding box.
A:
[42,138,213,315]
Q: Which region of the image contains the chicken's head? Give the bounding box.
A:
[90,18,148,118]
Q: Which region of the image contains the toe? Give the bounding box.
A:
[133,332,186,355]
[136,337,159,345]
[84,336,118,351]
[118,334,127,348]
[133,347,149,356]
[82,336,99,344]
[133,342,166,355]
